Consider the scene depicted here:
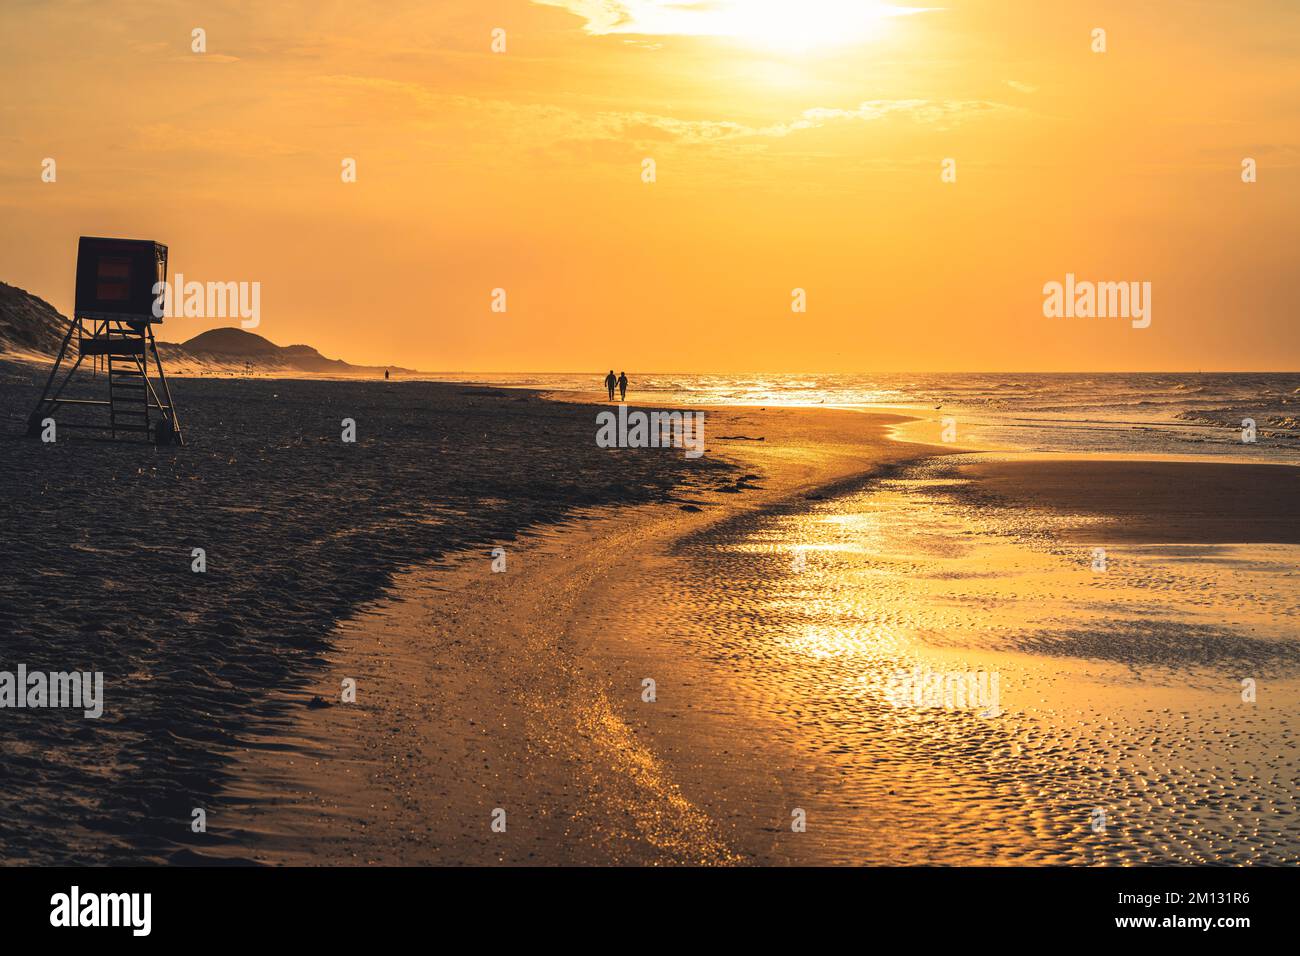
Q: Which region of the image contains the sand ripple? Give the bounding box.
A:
[603,457,1300,864]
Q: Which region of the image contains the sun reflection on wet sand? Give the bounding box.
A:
[604,456,1300,864]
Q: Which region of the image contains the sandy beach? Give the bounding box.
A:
[0,359,738,863]
[1,357,1296,865]
[140,387,1298,867]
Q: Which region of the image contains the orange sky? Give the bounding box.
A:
[1,1,1297,372]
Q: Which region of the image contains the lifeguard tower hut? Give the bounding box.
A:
[27,237,184,445]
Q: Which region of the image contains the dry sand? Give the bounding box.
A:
[0,362,736,864]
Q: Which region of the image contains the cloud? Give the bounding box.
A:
[533,0,936,40]
[605,99,1019,143]
[1006,80,1038,94]
[321,75,1016,149]
[751,100,1017,137]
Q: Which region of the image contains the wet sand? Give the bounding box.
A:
[949,457,1300,544]
[204,402,1300,866]
[597,453,1300,864]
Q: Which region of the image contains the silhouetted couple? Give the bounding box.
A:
[604,369,628,402]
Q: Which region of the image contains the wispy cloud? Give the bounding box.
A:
[534,0,937,40]
[324,75,1014,147]
[750,99,1017,138]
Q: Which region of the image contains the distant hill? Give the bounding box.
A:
[0,281,415,377]
[179,327,287,357]
[161,327,397,375]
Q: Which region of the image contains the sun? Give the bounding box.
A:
[538,1,928,53]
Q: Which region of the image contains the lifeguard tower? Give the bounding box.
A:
[27,237,184,445]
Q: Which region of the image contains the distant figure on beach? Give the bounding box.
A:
[384,369,389,380]
[605,369,617,401]
[618,371,628,401]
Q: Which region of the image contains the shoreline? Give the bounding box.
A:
[203,406,954,864]
[202,396,1300,865]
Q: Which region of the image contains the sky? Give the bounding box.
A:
[1,0,1297,372]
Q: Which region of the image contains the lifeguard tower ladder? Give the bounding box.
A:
[27,237,184,445]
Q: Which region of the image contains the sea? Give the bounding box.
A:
[413,372,1300,462]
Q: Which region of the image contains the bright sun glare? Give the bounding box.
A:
[704,0,916,51]
[547,0,925,53]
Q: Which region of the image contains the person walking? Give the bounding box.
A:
[604,369,617,401]
[617,371,628,402]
